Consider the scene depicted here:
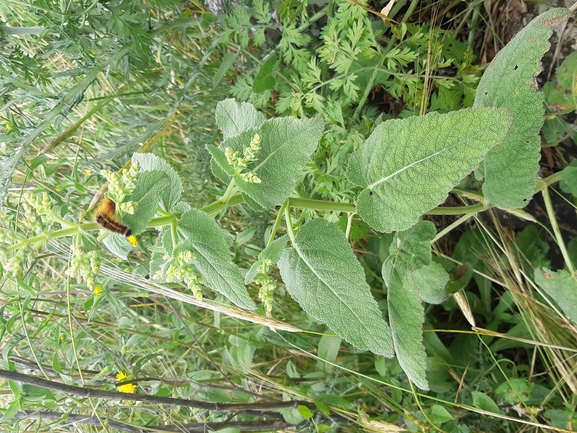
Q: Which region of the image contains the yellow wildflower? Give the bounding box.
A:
[116,371,137,394]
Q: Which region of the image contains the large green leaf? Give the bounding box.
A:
[132,153,182,212]
[384,263,427,389]
[408,263,449,305]
[236,118,324,208]
[215,99,266,141]
[178,209,256,310]
[207,129,247,183]
[534,268,577,324]
[102,171,168,260]
[102,233,132,260]
[123,171,169,235]
[209,117,325,209]
[347,108,511,233]
[278,219,394,356]
[474,8,573,208]
[210,100,268,185]
[383,220,446,390]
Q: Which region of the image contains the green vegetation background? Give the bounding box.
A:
[0,0,576,431]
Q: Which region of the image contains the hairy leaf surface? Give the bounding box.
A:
[347,108,511,233]
[383,220,446,390]
[215,99,266,141]
[474,8,573,208]
[408,263,449,305]
[209,117,324,208]
[278,219,394,356]
[132,153,182,212]
[102,234,132,260]
[149,227,173,281]
[239,118,324,208]
[178,209,256,310]
[123,171,169,235]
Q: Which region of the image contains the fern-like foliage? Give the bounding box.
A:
[221,0,482,120]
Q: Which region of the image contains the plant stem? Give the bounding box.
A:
[12,411,293,433]
[4,195,497,254]
[284,205,296,243]
[345,213,353,240]
[427,203,486,215]
[200,195,490,220]
[540,171,564,188]
[352,55,385,122]
[0,368,316,413]
[298,7,328,32]
[149,215,177,227]
[268,201,288,246]
[288,197,356,213]
[221,181,239,204]
[201,193,244,217]
[432,211,477,244]
[540,183,575,273]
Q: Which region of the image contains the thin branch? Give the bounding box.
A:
[12,410,296,433]
[0,368,314,414]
